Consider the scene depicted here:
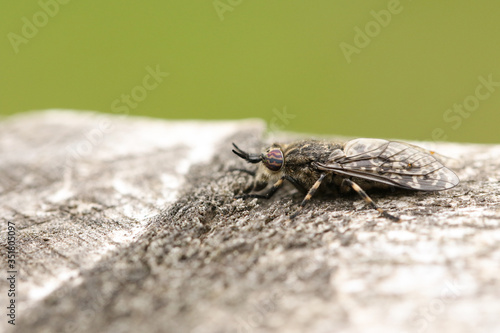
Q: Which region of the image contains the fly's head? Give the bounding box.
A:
[232,143,285,190]
[261,146,284,172]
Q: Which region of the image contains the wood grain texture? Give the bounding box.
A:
[1,110,499,333]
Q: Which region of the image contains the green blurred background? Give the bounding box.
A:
[1,1,499,143]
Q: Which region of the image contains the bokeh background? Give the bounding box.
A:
[1,1,499,143]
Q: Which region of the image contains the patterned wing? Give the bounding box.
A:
[314,138,459,191]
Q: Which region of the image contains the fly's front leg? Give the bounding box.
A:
[236,176,285,200]
[342,178,400,222]
[290,174,326,219]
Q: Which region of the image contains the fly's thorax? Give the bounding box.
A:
[282,140,344,162]
[280,140,344,190]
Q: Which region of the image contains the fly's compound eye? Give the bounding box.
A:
[262,148,284,172]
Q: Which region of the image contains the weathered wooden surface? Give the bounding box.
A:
[1,110,499,333]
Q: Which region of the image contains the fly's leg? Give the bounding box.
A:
[236,176,285,200]
[342,178,400,222]
[285,175,307,194]
[229,168,256,176]
[290,174,326,219]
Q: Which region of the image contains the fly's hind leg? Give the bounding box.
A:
[290,174,326,219]
[342,178,400,222]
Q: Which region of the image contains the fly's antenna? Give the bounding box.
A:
[232,143,262,163]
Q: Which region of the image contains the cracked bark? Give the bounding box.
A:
[1,110,499,333]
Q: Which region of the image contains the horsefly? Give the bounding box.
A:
[232,139,459,221]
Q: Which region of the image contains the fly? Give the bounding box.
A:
[232,138,460,222]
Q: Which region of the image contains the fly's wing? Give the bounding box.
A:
[314,138,460,191]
